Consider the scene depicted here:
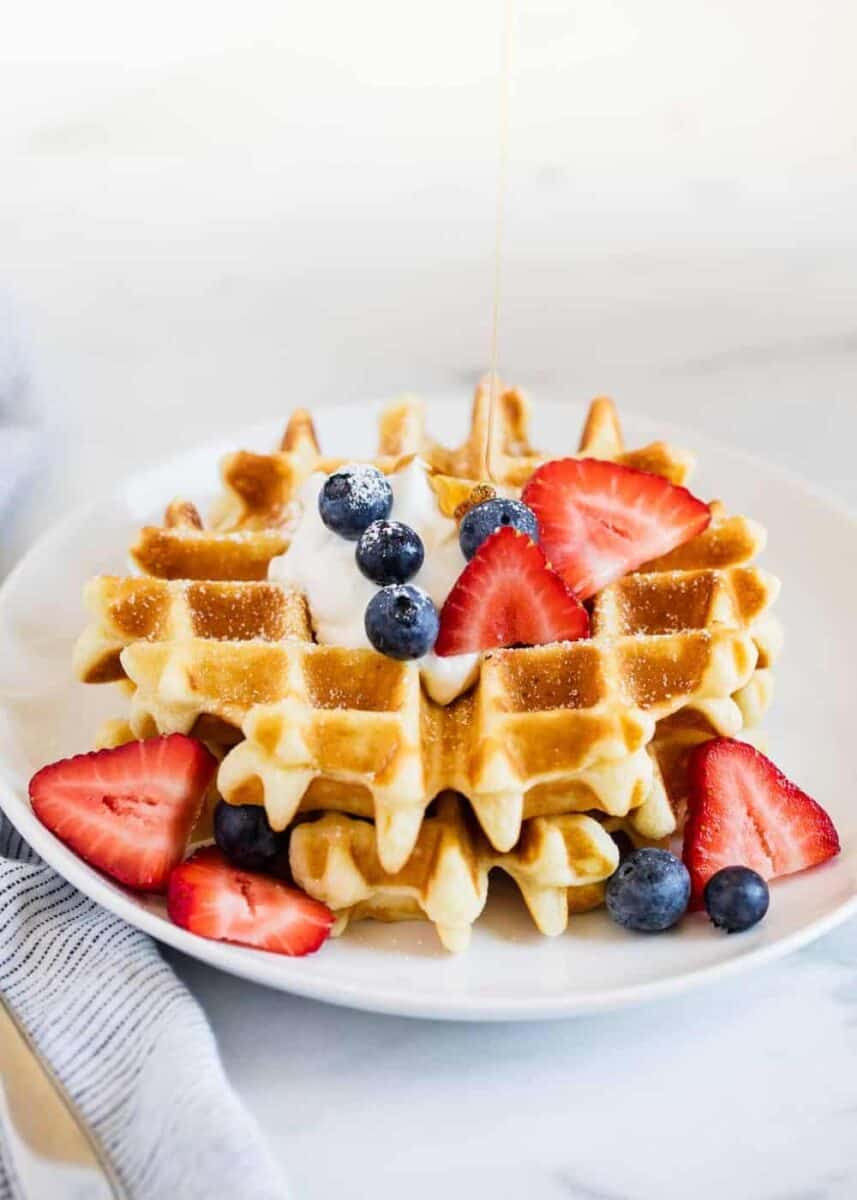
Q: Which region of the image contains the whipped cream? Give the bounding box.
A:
[270,460,479,704]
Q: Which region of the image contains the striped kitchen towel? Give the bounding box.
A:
[0,814,287,1199]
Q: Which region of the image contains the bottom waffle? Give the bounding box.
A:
[289,792,619,952]
[289,713,776,952]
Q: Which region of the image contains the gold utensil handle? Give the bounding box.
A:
[0,996,120,1198]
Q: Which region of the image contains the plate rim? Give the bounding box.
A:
[1,397,856,1021]
[2,789,856,1022]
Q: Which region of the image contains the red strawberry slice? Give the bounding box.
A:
[168,847,333,956]
[522,457,711,599]
[683,738,840,907]
[30,734,216,892]
[434,525,589,657]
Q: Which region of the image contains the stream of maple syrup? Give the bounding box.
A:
[484,0,514,483]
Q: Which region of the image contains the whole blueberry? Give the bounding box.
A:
[213,800,286,871]
[365,584,439,660]
[459,498,539,559]
[318,465,393,540]
[605,848,691,933]
[356,520,425,585]
[704,866,770,933]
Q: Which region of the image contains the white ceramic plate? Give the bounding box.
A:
[0,399,855,1021]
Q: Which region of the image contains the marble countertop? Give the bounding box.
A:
[167,926,857,1200]
[2,4,857,1195]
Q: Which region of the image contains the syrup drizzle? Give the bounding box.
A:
[484,0,514,484]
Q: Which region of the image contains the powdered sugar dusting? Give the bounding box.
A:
[327,463,391,507]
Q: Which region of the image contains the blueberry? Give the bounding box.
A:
[214,800,286,871]
[365,584,439,660]
[605,848,691,933]
[356,520,424,585]
[318,465,393,540]
[459,498,539,559]
[704,866,770,933]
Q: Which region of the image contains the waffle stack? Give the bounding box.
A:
[73,385,781,950]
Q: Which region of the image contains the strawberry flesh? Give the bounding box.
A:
[684,738,840,908]
[168,846,333,956]
[434,525,589,657]
[29,734,216,892]
[522,457,711,599]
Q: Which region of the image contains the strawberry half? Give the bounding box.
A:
[29,734,216,892]
[434,525,589,657]
[168,847,333,956]
[683,738,840,907]
[522,457,711,599]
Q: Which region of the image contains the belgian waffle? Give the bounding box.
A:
[210,401,423,531]
[289,792,619,951]
[207,378,697,531]
[132,499,287,582]
[74,576,310,684]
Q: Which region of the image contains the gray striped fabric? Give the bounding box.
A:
[0,814,287,1199]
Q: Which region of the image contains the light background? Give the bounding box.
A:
[1,4,856,1197]
[2,0,856,570]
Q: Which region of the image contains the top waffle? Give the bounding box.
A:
[132,499,287,583]
[123,381,702,582]
[74,388,780,874]
[205,379,697,532]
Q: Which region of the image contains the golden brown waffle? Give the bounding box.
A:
[575,394,696,485]
[132,500,287,581]
[94,717,136,750]
[74,576,310,684]
[424,379,543,485]
[289,792,619,951]
[121,615,757,872]
[581,396,782,780]
[205,378,698,530]
[210,402,424,531]
[207,387,491,530]
[210,409,325,531]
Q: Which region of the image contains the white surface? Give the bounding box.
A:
[1,403,855,1023]
[2,1,857,1194]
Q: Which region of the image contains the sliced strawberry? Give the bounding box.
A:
[522,457,711,599]
[434,525,589,657]
[683,738,840,907]
[168,847,333,956]
[30,735,216,892]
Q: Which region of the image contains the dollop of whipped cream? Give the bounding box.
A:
[269,459,479,704]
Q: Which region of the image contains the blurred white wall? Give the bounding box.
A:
[3,0,856,245]
[0,0,855,533]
